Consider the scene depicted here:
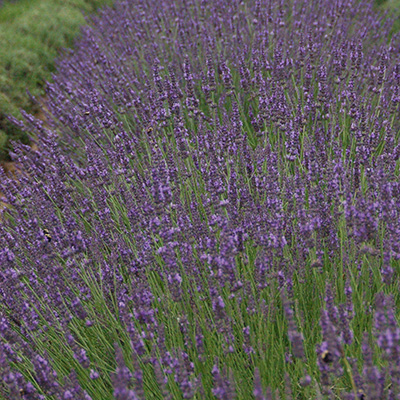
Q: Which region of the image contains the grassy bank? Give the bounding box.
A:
[0,0,114,162]
[383,0,400,32]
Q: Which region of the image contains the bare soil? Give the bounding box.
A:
[0,105,45,218]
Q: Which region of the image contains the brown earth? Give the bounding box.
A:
[0,104,45,219]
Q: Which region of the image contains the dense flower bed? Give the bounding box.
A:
[1,0,400,398]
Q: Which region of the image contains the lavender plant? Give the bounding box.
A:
[1,0,400,398]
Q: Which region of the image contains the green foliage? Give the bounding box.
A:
[0,0,115,161]
[384,0,400,32]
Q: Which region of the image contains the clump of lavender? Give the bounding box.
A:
[1,0,400,398]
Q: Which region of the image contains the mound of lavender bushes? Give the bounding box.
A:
[1,0,400,398]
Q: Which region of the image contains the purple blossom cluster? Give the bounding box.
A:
[1,0,400,398]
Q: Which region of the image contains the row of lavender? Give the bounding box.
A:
[1,0,400,398]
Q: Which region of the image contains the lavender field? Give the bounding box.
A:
[1,0,400,398]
